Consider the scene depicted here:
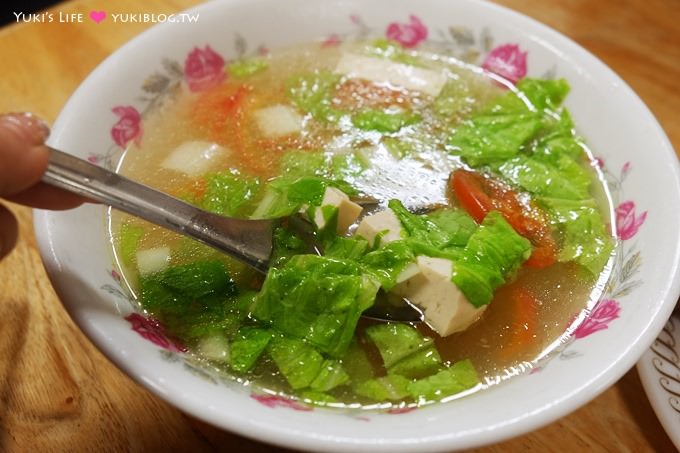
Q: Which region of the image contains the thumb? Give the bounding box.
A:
[0,112,51,196]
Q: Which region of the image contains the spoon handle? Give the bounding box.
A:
[42,147,274,272]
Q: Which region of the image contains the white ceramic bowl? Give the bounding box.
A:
[34,0,680,451]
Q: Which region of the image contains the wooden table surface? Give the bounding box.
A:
[1,0,678,451]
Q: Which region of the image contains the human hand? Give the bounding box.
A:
[0,112,85,259]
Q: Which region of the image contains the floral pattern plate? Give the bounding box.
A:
[638,314,680,450]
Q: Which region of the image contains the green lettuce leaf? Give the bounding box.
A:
[449,113,543,166]
[514,78,570,112]
[388,346,442,379]
[143,286,253,343]
[230,327,273,373]
[331,150,370,180]
[268,337,325,390]
[310,360,351,392]
[228,57,268,78]
[342,338,375,384]
[531,110,584,161]
[140,260,237,313]
[389,200,477,249]
[470,77,614,277]
[139,277,183,312]
[269,227,309,267]
[451,78,572,167]
[486,78,570,115]
[358,202,478,289]
[365,323,433,368]
[365,324,442,379]
[251,176,327,219]
[117,222,145,267]
[361,241,415,290]
[310,205,340,246]
[180,290,255,341]
[354,374,411,401]
[452,211,532,307]
[251,150,362,219]
[539,197,614,275]
[352,109,421,133]
[495,154,591,200]
[201,171,261,217]
[287,70,342,122]
[407,359,479,402]
[270,176,327,205]
[251,255,379,357]
[279,150,330,179]
[160,260,236,298]
[282,149,364,193]
[324,236,370,261]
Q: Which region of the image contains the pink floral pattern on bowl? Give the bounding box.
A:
[125,313,186,353]
[91,13,648,414]
[251,393,313,412]
[481,44,528,84]
[386,15,428,48]
[616,200,648,240]
[573,299,621,339]
[184,45,226,92]
[111,106,142,148]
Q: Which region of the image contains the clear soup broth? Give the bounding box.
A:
[111,39,615,409]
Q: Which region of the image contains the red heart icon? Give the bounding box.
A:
[89,10,106,24]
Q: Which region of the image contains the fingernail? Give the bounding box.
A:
[0,112,51,145]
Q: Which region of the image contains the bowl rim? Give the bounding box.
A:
[33,0,680,451]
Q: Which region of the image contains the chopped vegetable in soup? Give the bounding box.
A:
[112,39,614,409]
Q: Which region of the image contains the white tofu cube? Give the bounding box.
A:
[253,104,303,137]
[393,256,486,336]
[355,208,403,247]
[136,247,171,276]
[395,262,420,284]
[313,187,363,233]
[334,53,447,97]
[162,141,228,177]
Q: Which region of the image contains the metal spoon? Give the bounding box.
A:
[42,147,422,322]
